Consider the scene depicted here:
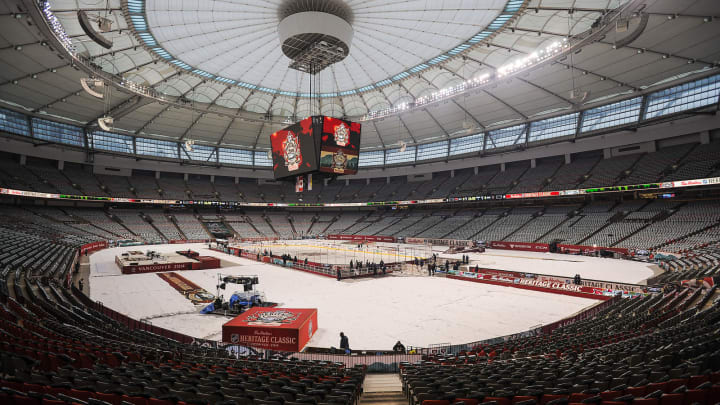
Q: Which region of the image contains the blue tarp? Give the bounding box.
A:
[200,302,215,314]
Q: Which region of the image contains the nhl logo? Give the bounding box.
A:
[334,123,349,147]
[282,132,302,171]
[230,334,239,343]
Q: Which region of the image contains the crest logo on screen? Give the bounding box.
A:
[246,309,299,324]
[331,150,348,172]
[282,132,302,171]
[334,123,349,147]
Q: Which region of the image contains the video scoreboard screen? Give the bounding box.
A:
[269,117,320,179]
[318,116,360,176]
[270,116,361,180]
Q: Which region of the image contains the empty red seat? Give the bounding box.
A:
[599,391,621,401]
[483,397,512,405]
[423,401,451,405]
[626,386,647,397]
[665,379,687,393]
[69,389,92,401]
[540,395,568,405]
[659,393,683,405]
[687,375,709,389]
[14,395,42,405]
[646,382,669,394]
[681,389,706,405]
[568,393,592,403]
[91,392,122,405]
[707,384,720,405]
[631,399,659,405]
[121,395,148,405]
[147,399,176,405]
[455,399,479,405]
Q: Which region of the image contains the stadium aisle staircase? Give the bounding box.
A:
[361,374,405,405]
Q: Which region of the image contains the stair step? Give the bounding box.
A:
[361,373,404,405]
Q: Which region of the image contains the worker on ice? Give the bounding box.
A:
[340,332,350,353]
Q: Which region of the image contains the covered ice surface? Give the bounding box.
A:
[89,242,648,350]
[459,249,655,284]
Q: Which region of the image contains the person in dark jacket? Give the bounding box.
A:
[337,268,342,281]
[340,332,350,352]
[393,341,406,353]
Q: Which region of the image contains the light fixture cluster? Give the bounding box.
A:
[362,38,571,121]
[497,38,568,78]
[364,73,492,120]
[42,1,74,52]
[362,38,570,121]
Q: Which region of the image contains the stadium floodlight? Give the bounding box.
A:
[97,116,114,131]
[81,78,104,98]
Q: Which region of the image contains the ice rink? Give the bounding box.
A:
[88,241,654,350]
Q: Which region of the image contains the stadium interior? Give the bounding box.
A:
[1,0,720,405]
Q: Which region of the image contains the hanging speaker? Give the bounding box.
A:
[78,11,113,49]
[81,78,105,98]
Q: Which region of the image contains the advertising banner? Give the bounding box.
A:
[405,237,473,247]
[556,244,629,255]
[489,241,549,252]
[80,240,108,254]
[327,234,396,243]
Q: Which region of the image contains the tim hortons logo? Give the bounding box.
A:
[245,310,299,325]
[282,131,302,171]
[334,123,349,147]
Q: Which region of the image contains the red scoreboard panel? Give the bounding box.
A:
[318,116,361,176]
[270,117,319,179]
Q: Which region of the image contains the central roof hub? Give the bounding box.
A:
[277,1,354,75]
[277,0,354,24]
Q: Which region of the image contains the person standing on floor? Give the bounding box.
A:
[340,332,350,353]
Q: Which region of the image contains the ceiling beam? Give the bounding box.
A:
[463,55,574,106]
[180,84,234,142]
[369,120,386,149]
[508,26,716,66]
[135,78,205,135]
[414,73,489,130]
[215,118,236,146]
[451,99,486,131]
[423,108,450,139]
[396,115,417,143]
[252,122,266,150]
[86,95,153,128]
[529,7,719,19]
[483,87,528,119]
